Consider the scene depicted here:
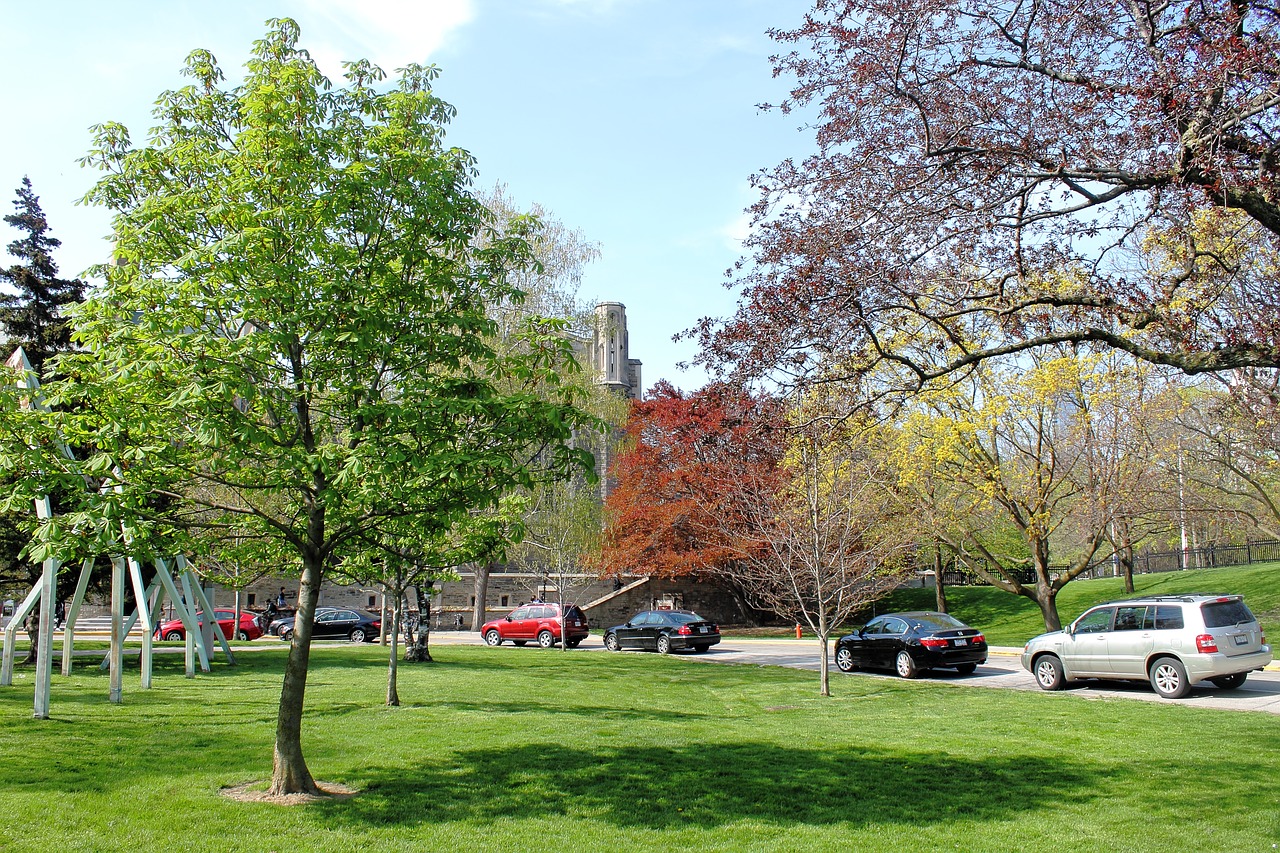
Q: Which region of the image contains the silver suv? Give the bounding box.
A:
[1021,594,1271,699]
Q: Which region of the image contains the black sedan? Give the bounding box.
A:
[834,611,986,678]
[604,610,721,654]
[276,608,382,643]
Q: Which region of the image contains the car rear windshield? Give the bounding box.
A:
[914,613,966,630]
[668,612,705,624]
[1201,599,1255,628]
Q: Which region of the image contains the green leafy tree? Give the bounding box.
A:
[4,20,595,796]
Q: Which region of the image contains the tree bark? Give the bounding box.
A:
[386,594,400,707]
[472,561,492,630]
[818,633,831,697]
[1029,540,1062,631]
[1118,529,1136,594]
[269,562,321,796]
[21,611,38,666]
[933,544,948,614]
[404,584,433,663]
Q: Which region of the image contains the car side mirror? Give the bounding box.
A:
[505,616,513,622]
[625,622,633,628]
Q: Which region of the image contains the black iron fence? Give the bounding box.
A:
[939,539,1280,587]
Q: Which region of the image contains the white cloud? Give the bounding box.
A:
[719,208,754,251]
[298,0,475,78]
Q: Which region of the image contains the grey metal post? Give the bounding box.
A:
[61,557,95,676]
[109,557,124,704]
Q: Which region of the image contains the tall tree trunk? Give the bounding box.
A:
[1119,530,1136,594]
[21,611,38,666]
[1030,539,1061,631]
[270,559,322,796]
[472,561,492,630]
[404,583,433,662]
[386,593,400,707]
[933,543,948,613]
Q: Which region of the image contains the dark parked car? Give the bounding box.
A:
[267,606,330,637]
[154,609,263,642]
[277,608,382,643]
[480,602,590,648]
[603,609,721,654]
[835,611,987,678]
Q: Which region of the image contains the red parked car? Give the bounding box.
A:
[481,602,590,649]
[154,609,263,642]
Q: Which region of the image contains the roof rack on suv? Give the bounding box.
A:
[1105,593,1236,604]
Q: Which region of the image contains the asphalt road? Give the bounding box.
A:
[433,632,1280,715]
[16,626,1280,713]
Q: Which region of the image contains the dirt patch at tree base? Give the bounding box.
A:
[220,780,358,805]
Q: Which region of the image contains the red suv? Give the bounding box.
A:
[481,602,590,649]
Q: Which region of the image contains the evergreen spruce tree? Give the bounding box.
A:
[0,178,85,604]
[0,177,85,375]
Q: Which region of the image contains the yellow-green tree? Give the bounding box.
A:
[894,352,1134,630]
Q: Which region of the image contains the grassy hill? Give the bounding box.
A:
[866,561,1280,646]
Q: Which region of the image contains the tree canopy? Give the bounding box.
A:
[600,381,784,580]
[1,20,597,796]
[696,0,1280,394]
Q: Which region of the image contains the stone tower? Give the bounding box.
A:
[593,301,642,400]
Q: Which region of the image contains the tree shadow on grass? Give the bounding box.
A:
[317,741,1098,831]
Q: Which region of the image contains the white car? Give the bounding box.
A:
[1021,594,1271,699]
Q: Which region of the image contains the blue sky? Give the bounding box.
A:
[1,0,814,391]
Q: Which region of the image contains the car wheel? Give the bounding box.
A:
[895,650,918,679]
[537,630,556,649]
[955,663,977,675]
[164,630,183,642]
[484,629,502,647]
[604,633,620,652]
[281,629,293,641]
[350,628,367,643]
[236,630,250,641]
[656,635,672,655]
[835,646,857,673]
[1033,655,1064,690]
[1149,656,1190,699]
[1211,672,1248,690]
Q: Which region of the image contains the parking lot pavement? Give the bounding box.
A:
[455,632,1280,715]
[664,637,1280,714]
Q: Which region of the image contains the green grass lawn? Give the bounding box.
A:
[863,561,1280,646]
[0,642,1277,852]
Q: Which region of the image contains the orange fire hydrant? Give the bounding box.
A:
[795,624,803,639]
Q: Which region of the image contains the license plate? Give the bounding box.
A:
[954,638,967,646]
[698,626,707,633]
[1234,634,1249,646]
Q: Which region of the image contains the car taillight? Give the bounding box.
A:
[973,633,985,645]
[920,637,948,648]
[677,625,692,635]
[1196,634,1219,654]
